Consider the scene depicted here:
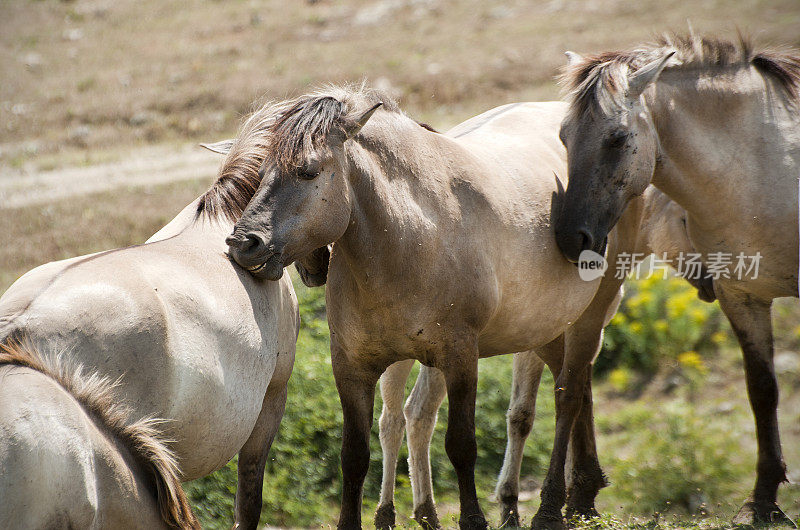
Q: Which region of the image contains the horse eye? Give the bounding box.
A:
[298,167,320,180]
[607,131,628,149]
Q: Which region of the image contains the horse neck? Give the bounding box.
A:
[146,196,204,243]
[337,118,458,267]
[635,188,680,258]
[149,199,234,254]
[647,65,797,230]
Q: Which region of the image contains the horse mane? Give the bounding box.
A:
[196,83,400,222]
[560,33,800,117]
[0,342,200,530]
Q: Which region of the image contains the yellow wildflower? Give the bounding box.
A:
[678,351,707,373]
[609,367,632,392]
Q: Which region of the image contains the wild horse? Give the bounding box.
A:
[555,34,799,526]
[224,84,681,528]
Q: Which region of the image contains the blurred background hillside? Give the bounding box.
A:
[2,0,800,528]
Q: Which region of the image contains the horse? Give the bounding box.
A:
[0,342,200,529]
[0,149,304,528]
[374,186,714,529]
[221,83,674,529]
[553,33,800,526]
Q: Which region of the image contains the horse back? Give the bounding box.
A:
[0,234,297,479]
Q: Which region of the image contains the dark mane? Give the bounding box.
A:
[196,84,399,222]
[560,33,800,117]
[417,121,439,133]
[0,342,199,529]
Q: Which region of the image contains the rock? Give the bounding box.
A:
[62,28,84,41]
[68,125,90,146]
[11,103,31,116]
[354,0,403,26]
[426,62,442,75]
[488,6,513,19]
[21,52,43,70]
[129,112,154,127]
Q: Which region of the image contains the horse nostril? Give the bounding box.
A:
[578,228,594,252]
[226,233,264,255]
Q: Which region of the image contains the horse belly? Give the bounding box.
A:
[160,323,278,479]
[478,255,600,355]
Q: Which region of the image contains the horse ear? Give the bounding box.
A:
[343,102,383,139]
[564,51,583,66]
[199,139,234,155]
[627,51,675,99]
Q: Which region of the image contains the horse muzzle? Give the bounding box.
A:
[226,232,285,281]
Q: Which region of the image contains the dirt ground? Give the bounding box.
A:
[0,142,219,208]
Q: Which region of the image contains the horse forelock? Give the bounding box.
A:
[560,33,800,119]
[197,84,400,223]
[559,52,637,119]
[0,342,200,530]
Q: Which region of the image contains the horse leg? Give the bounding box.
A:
[333,344,382,530]
[718,291,794,527]
[376,359,416,529]
[531,332,592,530]
[438,337,487,530]
[564,365,607,520]
[405,365,448,529]
[495,351,545,528]
[233,380,289,529]
[562,322,608,521]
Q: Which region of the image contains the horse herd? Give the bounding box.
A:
[0,33,798,530]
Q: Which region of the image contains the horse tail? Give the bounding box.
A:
[0,317,21,347]
[0,341,200,530]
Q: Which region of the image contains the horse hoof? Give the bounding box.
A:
[531,511,566,530]
[375,502,396,529]
[733,501,797,527]
[500,502,522,528]
[565,505,600,522]
[459,513,488,530]
[414,497,441,529]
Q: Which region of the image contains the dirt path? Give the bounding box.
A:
[0,144,220,209]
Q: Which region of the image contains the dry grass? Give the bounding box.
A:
[2,0,799,167]
[0,177,210,291]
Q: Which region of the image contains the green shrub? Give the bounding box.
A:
[598,399,746,516]
[598,275,732,377]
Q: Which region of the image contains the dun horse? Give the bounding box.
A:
[0,343,199,529]
[554,34,799,526]
[0,149,303,528]
[375,186,714,529]
[224,84,673,529]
